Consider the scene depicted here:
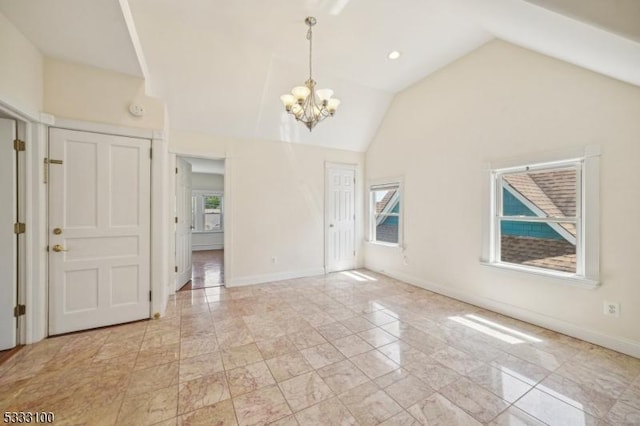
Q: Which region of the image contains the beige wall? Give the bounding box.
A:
[0,14,163,130]
[0,11,43,116]
[171,130,365,284]
[44,58,164,129]
[192,173,224,191]
[365,40,640,352]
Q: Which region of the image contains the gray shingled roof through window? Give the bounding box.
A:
[375,189,397,215]
[501,235,576,273]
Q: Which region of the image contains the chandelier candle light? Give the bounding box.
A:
[280,17,340,131]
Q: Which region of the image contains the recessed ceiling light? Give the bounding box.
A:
[388,50,401,60]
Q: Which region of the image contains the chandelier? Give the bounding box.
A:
[280,17,340,131]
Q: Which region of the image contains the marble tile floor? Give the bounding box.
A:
[0,346,23,366]
[1,269,639,425]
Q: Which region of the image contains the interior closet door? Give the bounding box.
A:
[326,164,356,272]
[48,128,151,335]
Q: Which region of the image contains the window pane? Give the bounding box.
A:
[372,186,400,244]
[502,168,576,218]
[191,196,197,231]
[205,195,221,209]
[373,188,398,213]
[500,221,576,273]
[375,214,398,243]
[205,212,221,230]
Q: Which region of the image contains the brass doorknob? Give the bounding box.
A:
[52,244,68,252]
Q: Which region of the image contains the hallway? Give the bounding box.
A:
[179,250,224,291]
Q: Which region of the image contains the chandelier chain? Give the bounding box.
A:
[307,25,313,81]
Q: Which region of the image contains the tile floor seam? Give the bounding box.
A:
[446,376,511,424]
[226,390,241,426]
[430,390,492,425]
[511,386,579,425]
[112,323,147,425]
[274,380,296,414]
[532,373,613,419]
[334,387,368,425]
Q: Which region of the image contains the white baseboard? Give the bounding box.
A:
[192,244,223,251]
[369,265,640,359]
[226,268,325,287]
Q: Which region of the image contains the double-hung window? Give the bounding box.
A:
[191,191,223,232]
[494,161,580,274]
[487,150,599,286]
[369,182,402,245]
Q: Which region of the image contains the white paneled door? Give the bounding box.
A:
[326,165,356,273]
[0,118,17,350]
[48,128,151,335]
[175,158,192,289]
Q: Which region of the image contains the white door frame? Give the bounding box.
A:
[174,157,193,290]
[0,116,24,350]
[325,162,359,273]
[169,152,227,290]
[0,99,47,345]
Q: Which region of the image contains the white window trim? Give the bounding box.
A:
[481,146,600,288]
[192,190,224,234]
[368,177,404,248]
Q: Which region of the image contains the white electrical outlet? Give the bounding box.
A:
[603,301,620,317]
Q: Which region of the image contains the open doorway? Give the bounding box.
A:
[175,156,225,291]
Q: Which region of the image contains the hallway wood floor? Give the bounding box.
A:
[179,249,224,291]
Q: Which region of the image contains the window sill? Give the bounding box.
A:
[366,240,402,249]
[193,230,224,234]
[479,260,600,289]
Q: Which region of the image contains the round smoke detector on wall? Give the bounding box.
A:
[128,103,145,117]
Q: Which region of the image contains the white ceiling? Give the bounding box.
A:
[126,0,493,152]
[524,0,640,42]
[1,0,639,152]
[0,0,145,77]
[182,157,225,175]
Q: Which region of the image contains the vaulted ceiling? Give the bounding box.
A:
[1,0,639,152]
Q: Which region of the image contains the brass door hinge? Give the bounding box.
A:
[14,223,25,234]
[175,167,178,174]
[14,139,25,151]
[149,291,152,302]
[175,216,178,223]
[14,304,26,317]
[150,148,153,159]
[175,266,178,272]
